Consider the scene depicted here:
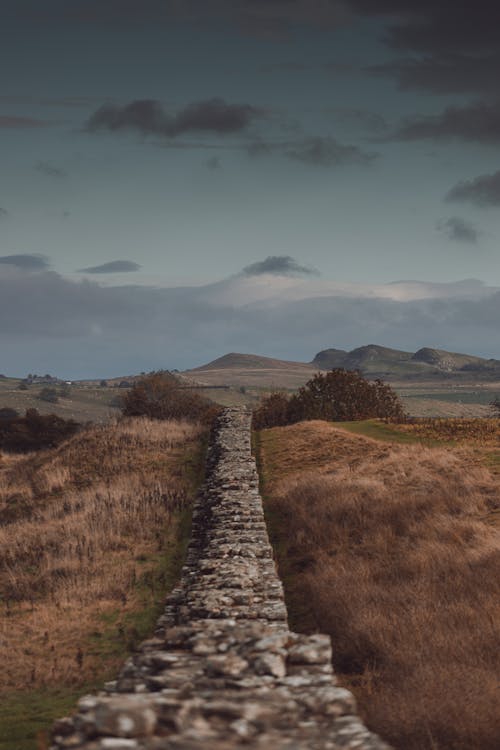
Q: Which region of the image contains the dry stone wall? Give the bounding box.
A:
[51,407,391,750]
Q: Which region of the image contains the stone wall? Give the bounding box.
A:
[51,407,391,750]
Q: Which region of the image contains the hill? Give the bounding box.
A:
[187,352,317,390]
[190,352,310,371]
[185,346,500,417]
[311,344,500,378]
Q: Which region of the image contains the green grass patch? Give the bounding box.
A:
[336,419,442,445]
[0,687,98,750]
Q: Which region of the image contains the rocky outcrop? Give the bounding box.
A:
[51,407,391,750]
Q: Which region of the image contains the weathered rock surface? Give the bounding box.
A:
[51,407,391,750]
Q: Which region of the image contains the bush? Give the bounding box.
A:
[121,371,220,424]
[0,408,80,452]
[490,397,500,417]
[0,407,19,422]
[252,392,291,430]
[38,387,59,403]
[253,369,404,428]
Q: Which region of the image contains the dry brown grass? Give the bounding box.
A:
[258,421,500,750]
[0,417,204,692]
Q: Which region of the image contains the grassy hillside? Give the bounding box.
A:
[255,420,500,750]
[0,377,123,423]
[0,417,207,750]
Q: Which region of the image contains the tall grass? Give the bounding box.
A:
[258,422,500,750]
[0,416,204,693]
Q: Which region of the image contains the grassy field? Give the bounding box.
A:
[0,417,207,750]
[255,419,500,750]
[0,377,123,423]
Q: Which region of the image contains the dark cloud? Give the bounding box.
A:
[247,136,377,167]
[0,208,8,218]
[0,254,50,270]
[446,170,500,207]
[78,261,142,274]
[35,161,68,178]
[86,98,263,138]
[345,1,500,95]
[437,217,480,244]
[13,1,347,38]
[369,54,500,96]
[346,1,500,53]
[0,115,52,129]
[241,256,319,277]
[388,101,500,144]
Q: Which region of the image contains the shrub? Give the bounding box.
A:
[253,369,404,428]
[0,408,80,452]
[121,371,220,424]
[38,387,59,403]
[490,397,500,417]
[252,392,291,430]
[0,407,19,422]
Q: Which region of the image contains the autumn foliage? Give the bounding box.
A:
[0,408,80,452]
[121,371,220,424]
[253,369,404,429]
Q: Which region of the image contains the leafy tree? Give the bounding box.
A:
[252,392,291,430]
[121,371,219,424]
[253,369,404,428]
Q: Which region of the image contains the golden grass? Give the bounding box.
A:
[257,421,500,750]
[0,417,204,692]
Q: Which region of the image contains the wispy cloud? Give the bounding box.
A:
[35,161,68,178]
[387,100,500,144]
[205,156,222,171]
[446,170,500,207]
[77,261,142,274]
[86,98,264,138]
[437,217,480,244]
[247,136,377,167]
[0,115,52,129]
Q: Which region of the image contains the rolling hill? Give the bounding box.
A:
[186,344,500,387]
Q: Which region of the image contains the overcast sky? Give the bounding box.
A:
[1,1,500,377]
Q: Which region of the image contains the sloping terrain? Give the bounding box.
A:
[0,417,206,749]
[256,420,500,750]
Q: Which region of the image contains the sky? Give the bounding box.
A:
[1,1,500,377]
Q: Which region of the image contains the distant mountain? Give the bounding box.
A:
[190,345,500,385]
[190,352,311,372]
[312,345,500,378]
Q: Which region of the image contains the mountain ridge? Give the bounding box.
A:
[188,344,500,380]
